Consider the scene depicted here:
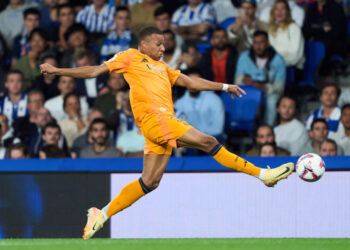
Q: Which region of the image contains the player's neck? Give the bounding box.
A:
[9,93,22,104]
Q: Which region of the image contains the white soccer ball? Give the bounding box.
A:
[296,153,326,182]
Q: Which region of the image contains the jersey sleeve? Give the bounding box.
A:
[104,49,135,74]
[167,66,181,86]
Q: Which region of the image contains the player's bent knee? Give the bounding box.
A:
[139,177,159,193]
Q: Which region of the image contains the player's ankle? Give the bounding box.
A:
[258,168,266,180]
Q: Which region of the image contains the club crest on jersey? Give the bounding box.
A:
[146,64,166,76]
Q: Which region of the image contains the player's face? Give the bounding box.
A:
[320,142,337,156]
[115,11,130,31]
[58,7,75,27]
[211,30,228,50]
[155,13,170,31]
[24,14,40,33]
[29,33,47,53]
[108,73,126,91]
[273,2,288,23]
[5,73,23,95]
[277,97,295,122]
[341,108,350,129]
[43,127,61,145]
[310,122,328,142]
[253,35,269,57]
[58,76,75,95]
[256,126,274,144]
[27,93,44,113]
[91,123,108,145]
[140,34,165,61]
[320,86,338,108]
[260,145,276,157]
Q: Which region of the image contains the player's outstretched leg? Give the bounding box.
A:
[82,154,170,239]
[177,128,294,187]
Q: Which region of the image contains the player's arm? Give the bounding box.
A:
[40,63,109,79]
[174,73,246,98]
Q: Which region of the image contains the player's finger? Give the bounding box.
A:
[232,88,242,98]
[230,93,235,99]
[237,86,246,95]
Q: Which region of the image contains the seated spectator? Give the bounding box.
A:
[274,96,308,155]
[154,6,184,50]
[11,8,40,67]
[259,142,277,157]
[39,0,59,33]
[227,0,268,54]
[80,118,121,158]
[319,138,337,156]
[44,75,89,122]
[31,53,60,100]
[0,113,20,159]
[161,29,183,69]
[268,0,304,69]
[100,6,138,63]
[41,121,69,156]
[302,0,347,57]
[115,90,145,157]
[171,0,216,41]
[176,43,202,71]
[58,93,88,148]
[246,124,290,156]
[94,73,127,118]
[0,0,37,49]
[74,50,108,107]
[258,0,305,27]
[8,142,30,159]
[52,3,75,50]
[130,0,162,36]
[0,70,28,125]
[199,28,237,83]
[39,144,66,159]
[235,30,286,125]
[13,28,50,89]
[305,82,341,132]
[301,118,331,154]
[76,0,115,35]
[329,104,350,155]
[175,68,225,138]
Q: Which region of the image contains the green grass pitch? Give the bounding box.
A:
[0,238,349,250]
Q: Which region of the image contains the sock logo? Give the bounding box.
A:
[244,160,247,167]
[234,156,238,162]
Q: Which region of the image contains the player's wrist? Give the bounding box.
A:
[222,83,229,92]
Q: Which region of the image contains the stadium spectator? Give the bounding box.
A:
[13,28,49,89]
[161,29,183,69]
[302,0,347,57]
[258,0,305,27]
[100,6,138,63]
[71,109,104,156]
[0,70,28,125]
[74,50,109,107]
[114,0,143,6]
[11,7,40,67]
[274,96,308,155]
[8,142,30,159]
[246,124,290,156]
[175,68,225,139]
[267,0,304,69]
[329,104,350,155]
[301,118,329,154]
[171,0,216,41]
[319,138,337,156]
[235,30,286,125]
[39,144,66,158]
[41,121,69,156]
[31,53,60,100]
[59,92,88,148]
[227,0,268,54]
[305,82,341,132]
[0,0,37,49]
[130,0,162,36]
[39,0,59,33]
[115,90,145,157]
[94,73,127,118]
[44,75,89,122]
[52,3,75,50]
[199,28,237,83]
[0,113,19,159]
[80,118,121,158]
[154,6,184,50]
[76,0,115,34]
[212,0,238,23]
[176,43,202,71]
[258,142,277,157]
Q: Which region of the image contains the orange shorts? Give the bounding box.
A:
[140,113,193,155]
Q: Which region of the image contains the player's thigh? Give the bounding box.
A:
[177,127,218,153]
[141,154,171,189]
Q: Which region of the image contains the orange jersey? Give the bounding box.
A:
[104,48,180,127]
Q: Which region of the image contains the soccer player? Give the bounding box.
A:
[40,26,294,240]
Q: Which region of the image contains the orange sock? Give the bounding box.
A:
[211,145,261,176]
[105,179,147,218]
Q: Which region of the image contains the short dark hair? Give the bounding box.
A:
[154,6,170,18]
[115,5,130,15]
[276,95,298,110]
[64,23,88,42]
[43,122,61,135]
[28,89,44,100]
[320,138,337,151]
[6,70,24,82]
[253,30,268,40]
[311,118,328,131]
[139,26,162,42]
[212,27,227,35]
[57,3,73,16]
[320,82,341,98]
[163,29,175,39]
[28,28,49,42]
[258,142,277,156]
[9,143,30,158]
[341,103,350,114]
[23,7,40,19]
[39,145,66,158]
[89,118,108,131]
[63,92,79,109]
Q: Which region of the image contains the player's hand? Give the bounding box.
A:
[40,63,57,75]
[226,84,246,99]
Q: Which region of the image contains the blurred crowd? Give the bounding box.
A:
[0,0,349,160]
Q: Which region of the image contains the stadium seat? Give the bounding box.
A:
[196,43,212,54]
[220,17,236,30]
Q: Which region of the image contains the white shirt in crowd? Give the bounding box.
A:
[329,123,350,155]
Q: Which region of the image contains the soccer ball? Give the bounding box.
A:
[296,153,326,182]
